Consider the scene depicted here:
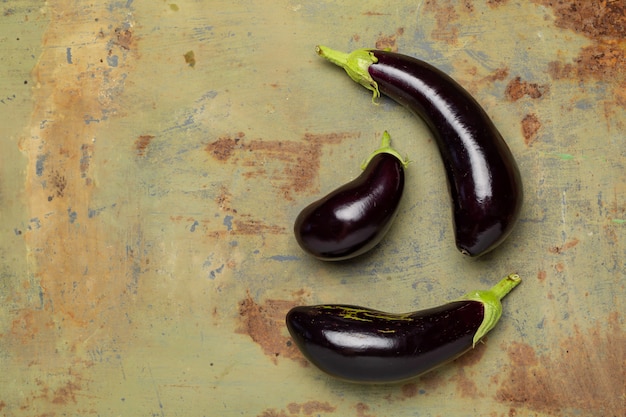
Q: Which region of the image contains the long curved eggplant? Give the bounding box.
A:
[316,45,523,257]
[286,273,520,383]
[294,131,408,261]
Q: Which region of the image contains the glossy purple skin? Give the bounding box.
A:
[286,301,484,383]
[367,50,523,257]
[294,152,404,261]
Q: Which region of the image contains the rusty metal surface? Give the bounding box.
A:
[1,1,625,416]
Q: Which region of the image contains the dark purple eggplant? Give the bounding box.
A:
[316,45,523,257]
[286,273,521,383]
[294,131,408,261]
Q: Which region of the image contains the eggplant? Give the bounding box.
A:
[286,273,521,383]
[294,131,408,261]
[316,46,523,257]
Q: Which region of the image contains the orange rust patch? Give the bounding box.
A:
[520,113,541,146]
[487,0,508,7]
[548,238,580,254]
[287,401,337,415]
[236,290,309,366]
[451,368,479,398]
[535,1,626,40]
[134,135,155,156]
[505,77,549,101]
[355,402,375,417]
[484,67,510,83]
[375,27,404,52]
[496,314,626,415]
[535,1,626,110]
[113,27,134,50]
[258,402,336,417]
[537,270,547,282]
[401,382,418,398]
[362,11,388,16]
[205,131,358,201]
[20,1,142,370]
[10,309,54,345]
[547,43,626,83]
[424,0,460,44]
[205,135,241,161]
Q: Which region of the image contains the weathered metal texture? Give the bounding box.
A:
[1,1,624,416]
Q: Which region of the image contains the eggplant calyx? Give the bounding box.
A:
[360,131,410,170]
[458,273,521,347]
[316,45,380,102]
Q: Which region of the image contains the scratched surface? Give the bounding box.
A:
[0,1,625,416]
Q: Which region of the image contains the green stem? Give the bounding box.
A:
[458,274,521,347]
[316,45,381,101]
[360,131,410,170]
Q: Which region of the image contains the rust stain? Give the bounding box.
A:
[401,382,418,398]
[355,402,376,417]
[134,134,155,156]
[537,270,547,282]
[548,237,580,254]
[17,12,140,409]
[20,367,87,411]
[448,341,488,398]
[484,67,509,83]
[496,314,626,415]
[113,27,134,50]
[205,131,358,201]
[424,0,460,44]
[535,1,626,40]
[375,27,404,52]
[450,368,479,398]
[487,0,508,7]
[362,11,388,16]
[288,401,337,415]
[505,77,549,101]
[535,0,626,110]
[236,290,310,366]
[258,402,336,417]
[520,113,542,146]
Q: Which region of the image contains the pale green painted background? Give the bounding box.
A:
[1,1,624,416]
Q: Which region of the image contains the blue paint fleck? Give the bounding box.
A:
[68,208,77,224]
[84,115,100,124]
[190,220,199,232]
[88,206,106,218]
[107,55,119,67]
[204,90,218,99]
[223,215,233,231]
[28,217,41,230]
[66,47,72,64]
[36,153,47,176]
[269,255,300,262]
[209,264,224,279]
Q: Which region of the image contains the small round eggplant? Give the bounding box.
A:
[286,274,521,383]
[294,131,408,261]
[316,46,523,257]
